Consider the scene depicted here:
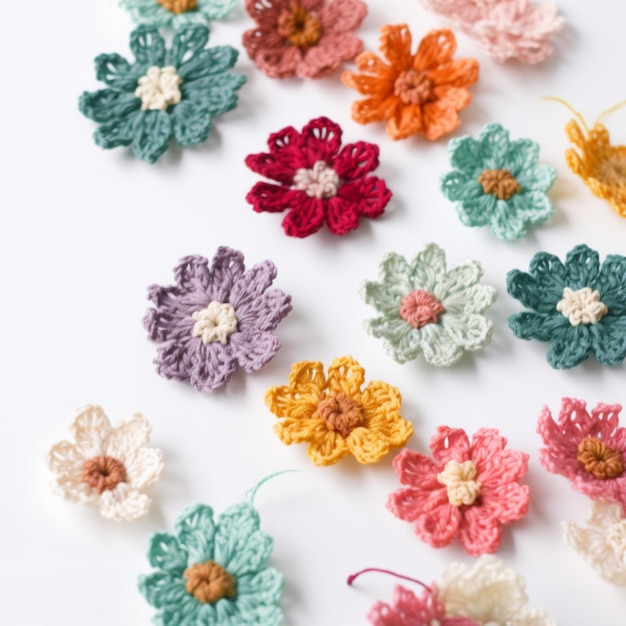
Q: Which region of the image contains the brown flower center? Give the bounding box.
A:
[394,70,435,105]
[156,0,197,13]
[577,437,624,479]
[399,290,445,328]
[478,168,521,200]
[315,393,363,437]
[277,3,322,52]
[184,561,237,604]
[82,456,128,494]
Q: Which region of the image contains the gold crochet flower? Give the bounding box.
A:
[266,356,413,465]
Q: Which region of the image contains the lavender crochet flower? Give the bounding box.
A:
[144,248,292,392]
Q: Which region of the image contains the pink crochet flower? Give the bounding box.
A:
[387,426,530,555]
[538,398,626,511]
[242,0,367,79]
[245,117,391,237]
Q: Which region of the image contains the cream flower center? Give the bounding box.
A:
[156,0,197,13]
[437,459,481,506]
[394,70,434,105]
[82,456,128,494]
[314,393,363,437]
[135,66,182,111]
[478,168,521,200]
[184,561,237,604]
[399,290,445,328]
[191,302,237,345]
[293,161,340,198]
[556,287,608,326]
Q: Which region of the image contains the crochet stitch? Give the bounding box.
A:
[245,116,392,237]
[342,24,479,141]
[387,427,529,555]
[242,0,367,79]
[361,243,496,366]
[46,405,163,522]
[120,0,236,28]
[144,248,292,392]
[507,244,626,368]
[441,122,557,240]
[79,24,246,163]
[265,355,413,466]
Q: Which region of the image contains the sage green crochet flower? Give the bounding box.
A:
[441,123,557,240]
[120,0,236,29]
[361,243,496,366]
[79,24,246,164]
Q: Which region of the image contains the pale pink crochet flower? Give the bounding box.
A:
[387,426,529,555]
[538,398,626,511]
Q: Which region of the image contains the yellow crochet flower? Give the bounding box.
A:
[266,356,413,466]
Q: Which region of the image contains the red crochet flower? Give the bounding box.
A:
[387,426,529,555]
[245,117,392,237]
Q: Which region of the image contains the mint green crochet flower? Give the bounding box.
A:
[79,24,246,164]
[507,244,626,369]
[138,502,284,626]
[120,0,236,29]
[441,123,557,240]
[361,243,496,366]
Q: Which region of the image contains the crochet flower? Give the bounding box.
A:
[563,501,626,587]
[342,24,479,141]
[507,244,626,369]
[266,356,413,466]
[242,0,367,79]
[361,243,496,366]
[537,398,626,510]
[46,405,163,522]
[144,248,292,392]
[79,25,246,163]
[119,0,236,28]
[245,117,392,238]
[387,427,529,555]
[441,123,556,239]
[139,502,284,625]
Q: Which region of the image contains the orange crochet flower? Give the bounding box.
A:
[342,24,479,141]
[266,356,413,465]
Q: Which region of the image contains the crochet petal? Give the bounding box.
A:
[485,482,530,523]
[130,26,166,66]
[442,283,496,316]
[387,487,435,521]
[414,29,456,71]
[172,100,213,147]
[595,254,626,314]
[181,73,246,115]
[422,100,463,141]
[198,0,237,19]
[230,330,280,372]
[168,24,210,67]
[517,161,558,194]
[94,53,143,90]
[434,260,483,300]
[430,426,471,463]
[299,117,343,164]
[351,95,402,125]
[235,289,292,332]
[172,254,212,292]
[131,110,172,164]
[177,45,238,81]
[419,323,464,366]
[440,313,493,351]
[333,141,379,178]
[458,508,502,555]
[504,138,540,177]
[245,126,303,181]
[320,0,367,34]
[477,448,528,485]
[346,426,392,463]
[411,244,447,292]
[509,191,555,225]
[229,261,277,308]
[79,89,141,123]
[298,33,363,78]
[93,112,142,149]
[307,430,349,465]
[125,447,164,490]
[448,135,482,172]
[138,571,190,610]
[414,498,461,548]
[478,123,511,170]
[489,199,530,240]
[325,196,361,235]
[387,103,424,140]
[99,484,150,521]
[591,317,626,365]
[208,246,246,301]
[70,405,111,458]
[281,197,326,237]
[265,360,326,419]
[237,567,284,608]
[507,311,567,341]
[339,176,391,216]
[148,532,189,574]
[361,276,404,313]
[246,182,297,213]
[428,58,478,88]
[187,343,237,391]
[564,244,601,288]
[154,600,201,626]
[547,324,593,369]
[392,449,441,490]
[440,171,483,202]
[506,252,567,309]
[105,412,151,460]
[274,417,328,444]
[380,24,414,70]
[174,504,216,563]
[326,356,365,397]
[455,194,496,227]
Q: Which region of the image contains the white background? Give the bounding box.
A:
[2,0,626,623]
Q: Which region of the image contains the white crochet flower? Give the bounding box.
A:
[563,500,626,586]
[439,555,556,626]
[47,405,164,522]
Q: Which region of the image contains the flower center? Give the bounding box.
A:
[156,0,197,13]
[191,302,238,345]
[437,460,481,506]
[293,161,340,198]
[135,66,182,111]
[577,437,624,479]
[478,168,521,200]
[315,393,363,437]
[277,3,322,51]
[394,70,435,105]
[399,290,445,328]
[82,456,128,494]
[556,287,608,326]
[184,561,237,604]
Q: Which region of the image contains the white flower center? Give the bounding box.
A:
[191,302,237,345]
[437,460,481,506]
[607,520,626,564]
[556,287,608,326]
[293,161,340,198]
[135,66,182,111]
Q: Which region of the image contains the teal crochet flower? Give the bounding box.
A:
[138,502,284,625]
[361,243,496,366]
[441,123,557,240]
[120,0,236,29]
[507,244,626,369]
[79,24,246,164]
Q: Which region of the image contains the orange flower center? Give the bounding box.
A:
[277,3,322,52]
[394,70,435,105]
[156,0,197,13]
[184,561,237,604]
[478,168,521,200]
[577,437,624,479]
[315,393,363,437]
[399,290,445,328]
[82,456,128,494]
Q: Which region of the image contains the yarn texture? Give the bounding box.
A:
[441,122,557,240]
[507,244,626,369]
[119,0,236,28]
[342,24,479,141]
[266,355,413,466]
[79,24,246,163]
[387,427,529,555]
[46,405,163,522]
[242,0,367,79]
[245,116,391,237]
[144,248,292,392]
[362,243,496,366]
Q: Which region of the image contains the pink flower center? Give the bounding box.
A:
[394,70,435,105]
[577,437,624,479]
[82,456,127,494]
[399,290,445,328]
[478,168,521,200]
[184,561,237,604]
[314,393,363,437]
[277,3,322,52]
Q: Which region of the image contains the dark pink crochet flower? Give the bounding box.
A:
[143,248,292,392]
[538,398,626,511]
[242,0,367,79]
[387,426,529,556]
[245,117,391,238]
